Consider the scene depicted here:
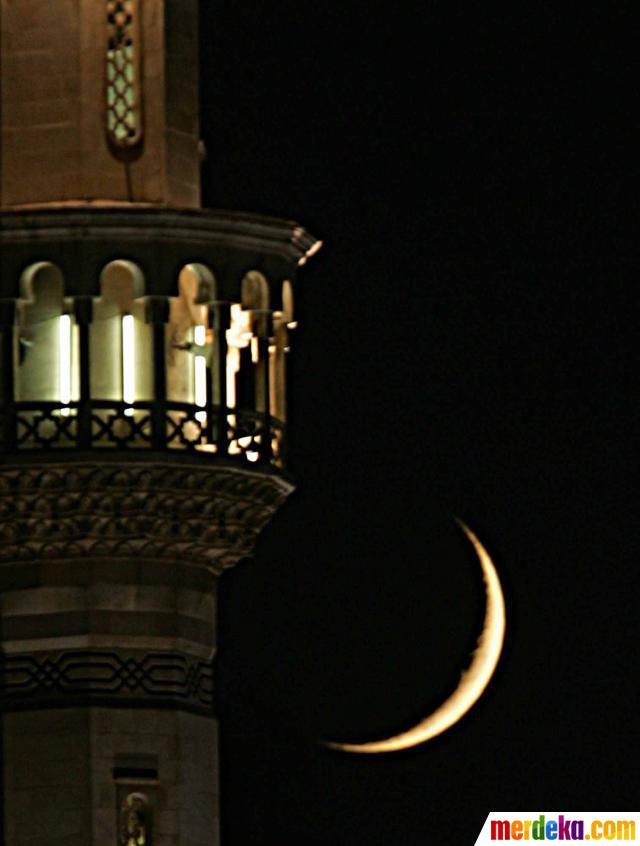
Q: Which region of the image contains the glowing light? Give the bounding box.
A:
[226,304,253,350]
[226,304,254,410]
[59,315,71,415]
[287,321,298,330]
[325,521,506,754]
[196,443,218,454]
[246,451,260,463]
[194,324,207,423]
[225,303,258,453]
[297,238,323,266]
[122,314,135,415]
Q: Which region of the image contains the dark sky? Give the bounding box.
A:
[199,4,638,843]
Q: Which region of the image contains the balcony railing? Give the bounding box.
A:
[1,400,285,464]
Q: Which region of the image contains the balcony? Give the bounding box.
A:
[0,205,319,469]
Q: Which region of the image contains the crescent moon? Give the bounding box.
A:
[324,520,506,753]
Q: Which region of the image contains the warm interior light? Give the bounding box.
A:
[225,304,259,455]
[226,304,253,411]
[194,324,207,423]
[227,304,252,351]
[59,314,71,415]
[196,443,218,454]
[122,314,135,415]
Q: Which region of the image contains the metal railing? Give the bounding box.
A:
[0,400,285,467]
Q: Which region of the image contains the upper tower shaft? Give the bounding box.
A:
[0,0,201,208]
[0,5,319,842]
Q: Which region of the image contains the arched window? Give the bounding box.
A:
[119,792,152,846]
[166,264,215,406]
[107,0,143,150]
[94,260,150,406]
[17,263,74,404]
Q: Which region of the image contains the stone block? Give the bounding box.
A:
[156,809,179,835]
[1,0,201,207]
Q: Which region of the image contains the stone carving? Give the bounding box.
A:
[1,649,214,714]
[0,461,292,572]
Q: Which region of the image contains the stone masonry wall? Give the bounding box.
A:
[0,0,200,207]
[4,707,219,846]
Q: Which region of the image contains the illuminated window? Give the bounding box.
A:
[119,792,151,846]
[107,0,142,149]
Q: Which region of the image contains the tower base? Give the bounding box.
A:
[4,707,219,846]
[0,456,293,845]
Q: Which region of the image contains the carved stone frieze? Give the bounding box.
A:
[1,648,214,714]
[0,460,293,572]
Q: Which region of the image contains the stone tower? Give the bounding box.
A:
[0,2,319,844]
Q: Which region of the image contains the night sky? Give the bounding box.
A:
[200,4,638,843]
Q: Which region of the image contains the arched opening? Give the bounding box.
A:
[17,262,75,404]
[166,264,215,408]
[241,270,269,312]
[119,791,152,845]
[230,271,269,410]
[93,260,148,405]
[224,271,270,461]
[162,264,218,450]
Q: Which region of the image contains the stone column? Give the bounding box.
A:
[0,460,292,846]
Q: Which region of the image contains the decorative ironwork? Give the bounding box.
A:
[1,650,214,714]
[107,0,142,149]
[91,405,154,449]
[2,401,285,465]
[165,407,210,450]
[15,405,78,449]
